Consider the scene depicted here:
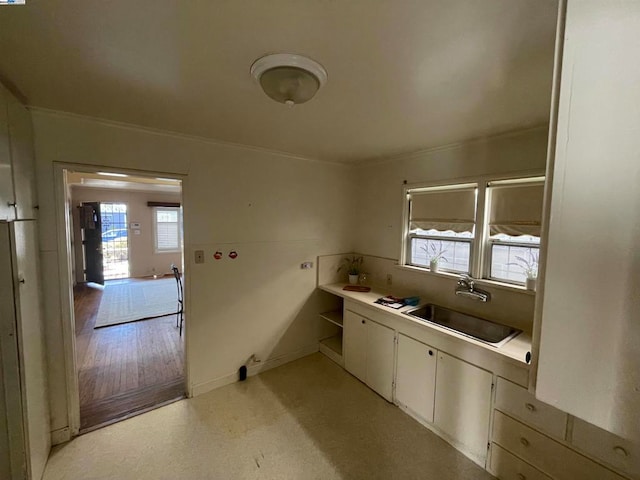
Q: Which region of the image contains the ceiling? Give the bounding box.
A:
[0,0,558,163]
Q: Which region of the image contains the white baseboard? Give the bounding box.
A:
[191,343,319,397]
[51,427,71,446]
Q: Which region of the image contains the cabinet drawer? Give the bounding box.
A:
[490,443,552,480]
[492,411,626,480]
[495,377,567,439]
[572,417,638,478]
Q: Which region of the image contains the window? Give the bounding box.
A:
[405,185,477,274]
[154,207,182,253]
[486,179,544,284]
[402,176,545,287]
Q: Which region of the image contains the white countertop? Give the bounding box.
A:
[319,282,532,366]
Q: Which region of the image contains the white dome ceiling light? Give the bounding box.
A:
[250,53,327,107]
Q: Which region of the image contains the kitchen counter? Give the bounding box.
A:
[319,282,531,366]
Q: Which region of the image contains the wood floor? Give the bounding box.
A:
[74,280,185,431]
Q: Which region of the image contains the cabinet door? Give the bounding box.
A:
[365,319,395,401]
[343,310,367,383]
[11,222,50,480]
[7,95,37,220]
[395,334,436,422]
[0,84,16,221]
[434,352,492,464]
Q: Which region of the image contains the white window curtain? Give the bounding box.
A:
[488,182,544,236]
[409,187,477,233]
[154,207,181,252]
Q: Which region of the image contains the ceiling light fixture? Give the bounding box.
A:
[96,172,128,178]
[251,53,327,107]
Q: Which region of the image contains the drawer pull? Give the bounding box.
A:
[520,437,530,447]
[613,446,629,457]
[517,474,526,480]
[361,320,365,324]
[524,403,536,412]
[428,350,433,356]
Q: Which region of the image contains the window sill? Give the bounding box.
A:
[393,264,536,296]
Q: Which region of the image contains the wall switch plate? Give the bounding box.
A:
[195,250,205,264]
[387,274,393,285]
[301,262,314,269]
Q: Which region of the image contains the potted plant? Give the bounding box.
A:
[422,242,448,273]
[509,251,539,291]
[339,256,363,284]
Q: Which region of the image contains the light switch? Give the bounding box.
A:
[195,250,205,264]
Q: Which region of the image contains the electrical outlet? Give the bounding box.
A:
[387,274,393,285]
[301,262,314,269]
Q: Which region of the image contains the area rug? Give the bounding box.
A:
[94,278,178,328]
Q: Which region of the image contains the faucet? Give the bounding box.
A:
[455,275,490,302]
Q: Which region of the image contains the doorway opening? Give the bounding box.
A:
[66,169,186,432]
[100,202,130,279]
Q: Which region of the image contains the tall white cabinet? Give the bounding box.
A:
[535,0,640,441]
[0,81,49,480]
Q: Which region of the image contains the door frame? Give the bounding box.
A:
[53,162,190,437]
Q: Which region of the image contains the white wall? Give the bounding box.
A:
[31,110,354,436]
[70,187,182,282]
[354,126,549,331]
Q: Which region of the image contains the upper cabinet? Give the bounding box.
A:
[0,84,15,221]
[0,83,38,221]
[536,1,640,441]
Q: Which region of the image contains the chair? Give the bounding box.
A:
[171,264,184,336]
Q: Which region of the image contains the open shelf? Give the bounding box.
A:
[319,334,343,366]
[319,309,343,328]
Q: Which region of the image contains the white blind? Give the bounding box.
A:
[409,187,476,233]
[488,182,544,236]
[155,208,180,251]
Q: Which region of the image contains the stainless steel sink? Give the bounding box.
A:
[403,304,521,347]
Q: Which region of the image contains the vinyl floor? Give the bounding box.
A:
[44,353,495,480]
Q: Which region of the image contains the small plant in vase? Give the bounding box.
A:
[338,256,363,284]
[509,250,539,291]
[422,242,448,273]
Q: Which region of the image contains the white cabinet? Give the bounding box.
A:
[0,83,37,221]
[571,418,638,479]
[6,95,37,220]
[343,310,367,382]
[536,1,640,439]
[434,351,493,464]
[365,319,395,401]
[492,411,626,480]
[0,84,15,221]
[495,378,567,440]
[395,333,436,423]
[343,309,395,401]
[490,443,552,480]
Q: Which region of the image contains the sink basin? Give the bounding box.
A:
[403,304,521,347]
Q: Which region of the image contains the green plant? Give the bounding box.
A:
[422,241,448,265]
[508,250,539,279]
[338,256,363,275]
